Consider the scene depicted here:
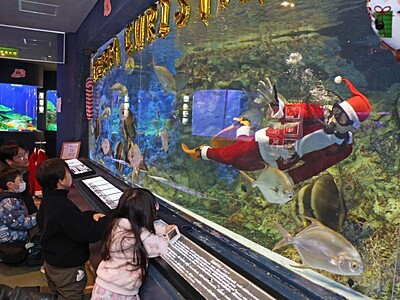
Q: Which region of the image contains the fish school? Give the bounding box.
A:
[0,0,398,299]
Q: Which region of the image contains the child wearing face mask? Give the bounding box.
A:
[0,168,38,265]
[36,158,108,300]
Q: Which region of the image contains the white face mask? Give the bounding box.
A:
[14,181,26,193]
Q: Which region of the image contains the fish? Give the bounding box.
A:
[150,58,190,94]
[125,139,148,180]
[240,164,294,204]
[101,138,112,156]
[111,82,128,96]
[308,173,346,231]
[94,117,101,140]
[153,65,177,93]
[122,109,136,141]
[273,217,364,276]
[114,141,125,172]
[125,57,135,75]
[118,103,129,121]
[156,129,169,152]
[148,175,213,199]
[295,173,346,230]
[100,107,111,119]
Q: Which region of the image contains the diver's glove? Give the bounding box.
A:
[256,78,280,106]
[277,153,300,166]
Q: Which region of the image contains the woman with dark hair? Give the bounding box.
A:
[91,188,174,299]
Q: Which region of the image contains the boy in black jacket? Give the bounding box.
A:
[36,158,107,300]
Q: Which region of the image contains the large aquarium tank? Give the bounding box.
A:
[46,90,57,131]
[89,0,400,298]
[0,83,37,130]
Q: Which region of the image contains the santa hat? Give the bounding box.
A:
[334,76,371,128]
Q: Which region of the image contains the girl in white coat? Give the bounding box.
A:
[91,188,174,299]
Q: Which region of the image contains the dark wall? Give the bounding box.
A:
[43,71,57,90]
[0,59,44,87]
[56,0,157,157]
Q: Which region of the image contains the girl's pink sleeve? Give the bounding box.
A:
[141,229,169,258]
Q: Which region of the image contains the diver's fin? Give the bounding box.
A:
[181,143,203,161]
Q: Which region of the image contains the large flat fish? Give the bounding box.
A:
[114,141,125,172]
[296,173,346,231]
[273,217,364,276]
[122,109,136,141]
[154,65,176,94]
[240,164,294,204]
[311,173,346,230]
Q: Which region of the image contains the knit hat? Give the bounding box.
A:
[334,76,371,128]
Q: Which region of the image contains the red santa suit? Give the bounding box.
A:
[200,77,371,184]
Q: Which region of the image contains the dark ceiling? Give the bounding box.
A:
[0,0,99,70]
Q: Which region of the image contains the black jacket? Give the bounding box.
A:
[37,189,107,268]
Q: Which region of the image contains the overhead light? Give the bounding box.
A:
[23,38,52,47]
[18,0,59,16]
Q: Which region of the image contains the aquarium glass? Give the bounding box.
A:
[46,90,57,131]
[0,83,37,130]
[89,1,400,298]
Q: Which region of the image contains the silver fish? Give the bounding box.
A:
[273,217,364,276]
[148,175,212,199]
[152,63,190,94]
[119,103,129,121]
[111,82,128,96]
[100,107,111,119]
[156,129,169,152]
[125,139,147,181]
[240,164,294,204]
[125,57,135,75]
[153,65,176,93]
[101,138,112,156]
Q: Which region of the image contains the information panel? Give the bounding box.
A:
[81,176,123,209]
[65,159,94,177]
[162,236,275,300]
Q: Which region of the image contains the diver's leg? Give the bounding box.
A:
[203,138,264,171]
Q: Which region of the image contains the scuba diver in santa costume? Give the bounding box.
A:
[182,76,371,185]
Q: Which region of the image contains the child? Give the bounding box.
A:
[0,140,37,214]
[91,187,175,299]
[35,158,107,300]
[0,168,38,264]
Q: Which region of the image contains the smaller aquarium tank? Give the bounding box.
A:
[0,83,37,130]
[46,90,57,131]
